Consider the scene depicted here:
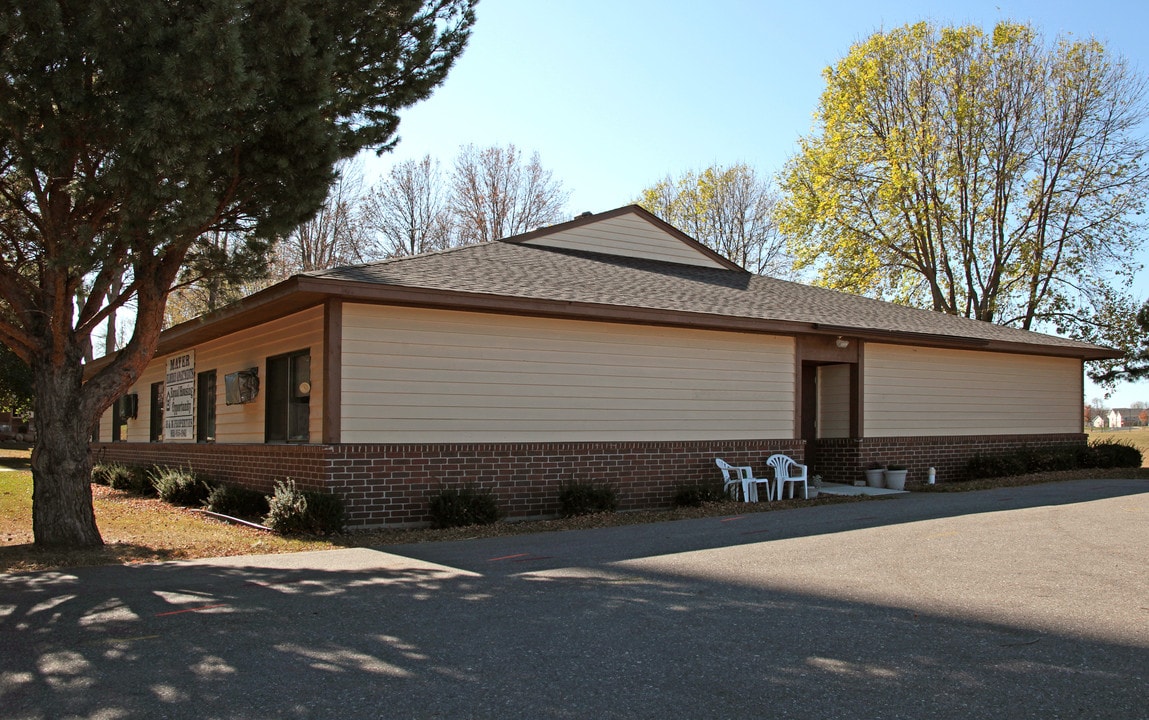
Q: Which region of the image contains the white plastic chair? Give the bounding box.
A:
[766,454,809,499]
[715,459,774,503]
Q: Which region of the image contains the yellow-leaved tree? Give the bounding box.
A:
[777,21,1149,331]
[639,164,790,276]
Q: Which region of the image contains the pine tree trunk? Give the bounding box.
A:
[31,362,103,547]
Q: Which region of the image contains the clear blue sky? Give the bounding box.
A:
[363,0,1149,406]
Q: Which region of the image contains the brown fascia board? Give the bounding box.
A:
[161,277,326,349]
[302,277,1118,361]
[812,323,1121,361]
[500,205,747,272]
[83,276,328,375]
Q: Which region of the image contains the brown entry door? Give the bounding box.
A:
[801,362,818,469]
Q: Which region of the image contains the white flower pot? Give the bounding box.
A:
[884,469,907,490]
[865,468,886,487]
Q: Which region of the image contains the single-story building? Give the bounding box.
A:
[92,205,1118,527]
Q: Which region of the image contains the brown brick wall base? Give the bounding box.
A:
[811,433,1088,487]
[93,439,805,528]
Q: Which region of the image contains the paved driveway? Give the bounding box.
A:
[2,479,1147,719]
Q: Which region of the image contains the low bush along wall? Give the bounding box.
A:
[811,433,1089,486]
[93,439,804,528]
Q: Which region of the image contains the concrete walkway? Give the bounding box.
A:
[2,478,1146,719]
[818,480,909,496]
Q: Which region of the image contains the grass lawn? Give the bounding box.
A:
[2,440,1147,574]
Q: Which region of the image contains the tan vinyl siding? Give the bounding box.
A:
[864,344,1081,436]
[98,307,324,444]
[99,362,167,443]
[520,213,727,268]
[341,304,794,443]
[817,364,851,438]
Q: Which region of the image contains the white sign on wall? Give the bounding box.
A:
[164,351,195,441]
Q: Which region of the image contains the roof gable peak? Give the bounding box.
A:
[500,205,744,271]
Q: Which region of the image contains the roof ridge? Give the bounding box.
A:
[305,241,490,277]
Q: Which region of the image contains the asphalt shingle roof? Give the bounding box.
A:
[308,239,1107,355]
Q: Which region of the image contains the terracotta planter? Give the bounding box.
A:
[865,468,885,487]
[884,469,908,490]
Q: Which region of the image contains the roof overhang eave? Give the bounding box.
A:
[812,323,1121,361]
[85,277,1122,376]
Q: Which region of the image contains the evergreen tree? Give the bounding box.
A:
[0,0,476,547]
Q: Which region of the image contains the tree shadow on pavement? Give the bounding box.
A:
[2,480,1147,720]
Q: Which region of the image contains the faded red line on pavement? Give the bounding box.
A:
[155,604,227,617]
[511,556,553,563]
[720,516,746,523]
[488,553,530,562]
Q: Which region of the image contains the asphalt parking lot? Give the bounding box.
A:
[2,478,1147,719]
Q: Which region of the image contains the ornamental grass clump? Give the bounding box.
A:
[150,466,213,507]
[92,462,130,487]
[100,463,153,496]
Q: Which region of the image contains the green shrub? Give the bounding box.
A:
[300,490,346,534]
[92,462,129,486]
[150,466,213,507]
[263,479,345,535]
[205,484,270,519]
[965,441,1143,480]
[104,464,154,495]
[965,453,1028,480]
[558,479,618,517]
[1086,441,1143,469]
[265,480,309,534]
[673,477,731,507]
[428,485,500,528]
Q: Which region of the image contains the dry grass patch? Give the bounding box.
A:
[1,469,334,574]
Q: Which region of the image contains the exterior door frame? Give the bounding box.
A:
[796,335,863,470]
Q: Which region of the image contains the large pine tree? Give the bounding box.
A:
[0,0,475,547]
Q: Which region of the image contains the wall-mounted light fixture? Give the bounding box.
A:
[835,336,850,349]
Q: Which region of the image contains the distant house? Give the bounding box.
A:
[91,205,1119,527]
[1107,408,1147,428]
[1092,415,1107,429]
